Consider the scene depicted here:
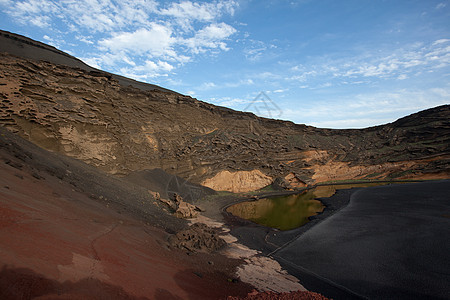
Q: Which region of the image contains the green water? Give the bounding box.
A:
[227,182,399,230]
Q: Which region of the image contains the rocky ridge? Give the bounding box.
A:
[0,30,449,192]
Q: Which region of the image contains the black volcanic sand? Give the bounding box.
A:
[0,127,187,233]
[222,181,450,300]
[211,187,367,255]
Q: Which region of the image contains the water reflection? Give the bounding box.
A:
[227,191,324,230]
[227,182,397,230]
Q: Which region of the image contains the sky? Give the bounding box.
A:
[0,0,449,128]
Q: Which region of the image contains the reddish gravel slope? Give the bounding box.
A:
[0,130,253,300]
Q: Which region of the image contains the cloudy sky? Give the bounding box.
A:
[0,0,449,128]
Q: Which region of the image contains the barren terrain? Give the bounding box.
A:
[0,30,449,299]
[1,30,449,193]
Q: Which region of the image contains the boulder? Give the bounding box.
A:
[174,200,200,218]
[158,192,201,218]
[168,223,226,253]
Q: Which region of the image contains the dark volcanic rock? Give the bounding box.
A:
[168,223,227,253]
[0,30,449,191]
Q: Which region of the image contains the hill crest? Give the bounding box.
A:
[0,30,449,191]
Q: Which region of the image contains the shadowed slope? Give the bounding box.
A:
[0,127,253,299]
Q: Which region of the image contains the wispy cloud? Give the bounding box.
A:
[1,0,448,129]
[183,22,237,53]
[210,97,253,107]
[310,118,395,129]
[241,39,276,61]
[0,0,239,80]
[195,78,254,92]
[199,82,217,90]
[282,87,450,128]
[224,79,254,88]
[2,0,57,27]
[272,89,288,93]
[285,39,450,85]
[436,2,447,10]
[159,0,237,30]
[76,35,94,45]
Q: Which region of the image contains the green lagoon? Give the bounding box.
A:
[227,182,398,230]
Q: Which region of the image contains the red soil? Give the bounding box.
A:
[0,160,252,299]
[227,290,329,300]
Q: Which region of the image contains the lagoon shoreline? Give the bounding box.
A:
[219,180,450,299]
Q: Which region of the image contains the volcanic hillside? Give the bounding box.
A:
[1,30,449,193]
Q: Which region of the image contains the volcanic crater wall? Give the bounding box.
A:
[0,31,449,191]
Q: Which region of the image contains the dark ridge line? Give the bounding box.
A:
[0,29,177,94]
[1,29,449,132]
[0,30,79,60]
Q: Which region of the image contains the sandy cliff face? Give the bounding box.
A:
[0,31,449,190]
[202,170,273,193]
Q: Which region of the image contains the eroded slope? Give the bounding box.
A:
[0,32,449,191]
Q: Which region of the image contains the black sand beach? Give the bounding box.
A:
[273,180,450,299]
[222,180,450,299]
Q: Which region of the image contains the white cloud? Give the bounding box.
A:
[210,97,255,107]
[4,0,57,27]
[198,22,236,40]
[42,34,60,48]
[343,41,450,78]
[282,87,450,128]
[99,25,177,58]
[283,39,450,86]
[286,71,317,82]
[145,60,174,72]
[310,118,394,129]
[0,0,238,81]
[86,52,130,67]
[199,82,217,90]
[159,0,237,30]
[224,78,254,87]
[119,60,174,80]
[58,0,158,32]
[4,0,237,34]
[184,23,237,53]
[194,78,254,92]
[253,71,281,80]
[433,39,450,45]
[17,0,57,14]
[76,35,94,45]
[243,40,267,61]
[80,57,102,69]
[240,39,277,61]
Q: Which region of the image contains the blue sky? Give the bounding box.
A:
[0,0,449,128]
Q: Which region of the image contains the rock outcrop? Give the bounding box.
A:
[172,193,202,218]
[158,193,202,218]
[202,170,273,193]
[168,223,226,253]
[0,30,449,191]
